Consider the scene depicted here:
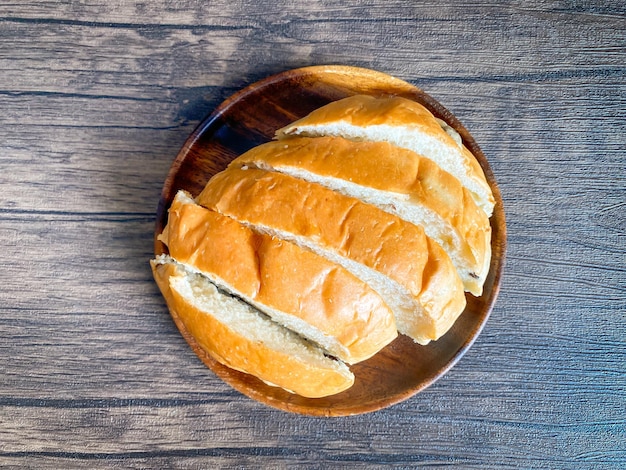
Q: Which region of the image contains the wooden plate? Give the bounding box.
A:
[154,65,506,416]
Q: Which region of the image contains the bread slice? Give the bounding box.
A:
[275,94,495,216]
[197,168,466,345]
[151,256,355,398]
[160,190,397,364]
[230,136,491,296]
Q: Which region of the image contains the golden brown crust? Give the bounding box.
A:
[230,136,491,294]
[162,191,397,364]
[151,260,355,398]
[197,169,466,343]
[276,94,495,216]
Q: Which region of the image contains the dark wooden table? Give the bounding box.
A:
[1,1,624,468]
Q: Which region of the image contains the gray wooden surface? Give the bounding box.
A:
[1,1,624,468]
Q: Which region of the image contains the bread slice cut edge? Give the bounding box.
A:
[151,255,355,398]
[276,94,495,216]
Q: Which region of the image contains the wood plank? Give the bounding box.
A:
[0,4,623,98]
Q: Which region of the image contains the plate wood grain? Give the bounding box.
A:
[154,65,506,416]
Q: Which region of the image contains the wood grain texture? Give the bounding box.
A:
[1,0,624,468]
